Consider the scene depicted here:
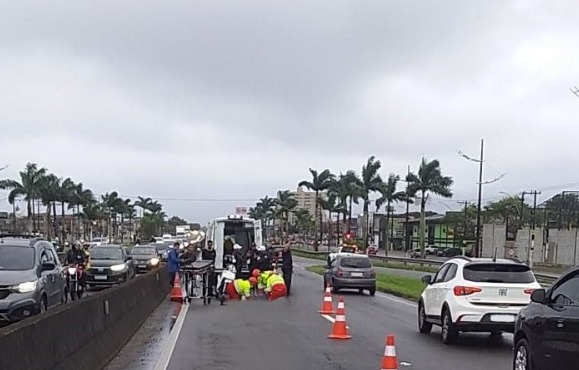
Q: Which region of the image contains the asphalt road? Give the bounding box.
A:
[159,258,513,370]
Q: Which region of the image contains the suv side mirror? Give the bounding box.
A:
[421,275,432,285]
[531,289,547,304]
[41,262,56,271]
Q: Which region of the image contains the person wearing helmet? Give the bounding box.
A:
[232,244,244,278]
[255,245,272,271]
[225,277,257,301]
[265,272,287,301]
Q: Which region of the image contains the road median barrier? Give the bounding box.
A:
[0,267,170,370]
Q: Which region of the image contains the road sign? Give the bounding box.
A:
[235,207,248,215]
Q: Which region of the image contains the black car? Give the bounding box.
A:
[513,267,579,370]
[0,234,66,322]
[132,245,161,273]
[86,245,136,287]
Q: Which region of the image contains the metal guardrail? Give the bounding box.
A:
[291,246,560,285]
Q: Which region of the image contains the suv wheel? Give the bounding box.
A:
[369,288,376,296]
[441,308,459,344]
[418,301,432,334]
[513,338,532,370]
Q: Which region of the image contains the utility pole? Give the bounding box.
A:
[457,201,469,246]
[527,190,541,268]
[404,165,411,252]
[475,139,484,257]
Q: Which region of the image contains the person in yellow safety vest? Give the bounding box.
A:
[265,273,287,301]
[258,270,274,290]
[225,277,258,301]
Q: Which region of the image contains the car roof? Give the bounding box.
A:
[446,256,525,265]
[0,235,46,248]
[94,244,124,249]
[337,253,369,259]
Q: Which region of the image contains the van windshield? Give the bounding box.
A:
[0,246,35,270]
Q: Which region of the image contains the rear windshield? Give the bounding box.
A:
[340,257,372,269]
[341,247,357,253]
[463,263,535,283]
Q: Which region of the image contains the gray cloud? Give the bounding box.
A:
[1,0,579,221]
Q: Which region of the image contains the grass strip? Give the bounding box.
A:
[306,265,425,301]
[293,249,438,274]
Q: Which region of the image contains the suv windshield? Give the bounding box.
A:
[340,257,372,269]
[132,247,156,256]
[0,246,35,270]
[90,248,123,260]
[463,263,535,283]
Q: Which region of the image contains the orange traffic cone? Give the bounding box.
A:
[328,297,351,340]
[319,287,335,315]
[170,273,184,303]
[380,335,398,370]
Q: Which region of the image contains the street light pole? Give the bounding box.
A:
[475,139,484,257]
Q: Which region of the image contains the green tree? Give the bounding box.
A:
[360,156,384,247]
[407,158,454,257]
[298,168,335,250]
[276,190,298,237]
[375,173,410,253]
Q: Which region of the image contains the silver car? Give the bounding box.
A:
[324,254,376,296]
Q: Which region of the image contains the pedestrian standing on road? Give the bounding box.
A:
[202,240,217,295]
[167,242,181,287]
[281,241,293,296]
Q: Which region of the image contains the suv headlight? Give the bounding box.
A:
[11,280,38,293]
[110,263,128,272]
[150,257,160,265]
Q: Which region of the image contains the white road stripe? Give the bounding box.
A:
[321,314,350,329]
[154,302,189,370]
[375,292,418,308]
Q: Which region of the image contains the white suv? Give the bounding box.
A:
[417,256,541,344]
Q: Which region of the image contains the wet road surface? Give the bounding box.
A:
[159,263,513,370]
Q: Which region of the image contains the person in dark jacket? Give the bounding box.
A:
[255,245,272,271]
[201,240,217,295]
[167,242,181,287]
[281,242,293,295]
[180,244,197,265]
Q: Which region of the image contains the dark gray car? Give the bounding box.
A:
[0,235,66,322]
[86,245,136,287]
[324,254,376,296]
[132,245,161,273]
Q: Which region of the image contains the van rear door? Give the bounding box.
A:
[254,219,263,247]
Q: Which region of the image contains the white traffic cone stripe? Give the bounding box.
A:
[335,314,346,321]
[384,346,396,357]
[324,297,332,301]
[337,302,345,309]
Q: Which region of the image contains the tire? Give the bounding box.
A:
[70,289,77,301]
[358,288,364,295]
[418,301,432,334]
[38,295,48,314]
[369,288,376,296]
[332,285,339,294]
[323,279,327,290]
[441,308,459,344]
[513,337,532,370]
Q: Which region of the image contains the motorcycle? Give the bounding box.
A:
[216,255,237,305]
[66,263,85,300]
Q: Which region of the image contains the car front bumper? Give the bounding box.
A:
[0,291,40,322]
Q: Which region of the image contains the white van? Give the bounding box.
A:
[205,215,262,271]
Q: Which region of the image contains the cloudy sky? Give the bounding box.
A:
[1,0,579,222]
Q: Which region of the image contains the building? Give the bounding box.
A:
[404,214,457,249]
[286,187,327,224]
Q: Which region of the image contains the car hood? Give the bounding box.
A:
[89,259,125,267]
[0,269,39,286]
[133,255,156,261]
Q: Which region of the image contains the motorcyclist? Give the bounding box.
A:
[225,277,257,301]
[64,241,87,295]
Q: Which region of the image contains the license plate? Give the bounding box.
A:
[139,265,147,268]
[94,275,108,280]
[351,272,363,277]
[490,314,515,323]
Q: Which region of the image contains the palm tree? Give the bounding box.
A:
[360,156,384,247]
[298,168,335,250]
[276,190,298,237]
[407,158,454,257]
[135,196,153,216]
[340,171,363,231]
[376,173,411,254]
[0,163,47,232]
[38,173,61,238]
[294,209,314,241]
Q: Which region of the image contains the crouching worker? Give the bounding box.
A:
[265,272,287,301]
[225,277,257,301]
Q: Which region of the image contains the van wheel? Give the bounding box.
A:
[38,295,48,314]
[441,308,459,344]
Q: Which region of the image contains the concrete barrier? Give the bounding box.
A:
[0,267,170,370]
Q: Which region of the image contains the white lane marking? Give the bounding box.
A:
[321,314,350,329]
[375,292,418,308]
[154,303,189,370]
[400,361,412,367]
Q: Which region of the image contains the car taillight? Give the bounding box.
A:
[453,286,482,296]
[523,289,535,295]
[367,270,376,278]
[337,269,344,277]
